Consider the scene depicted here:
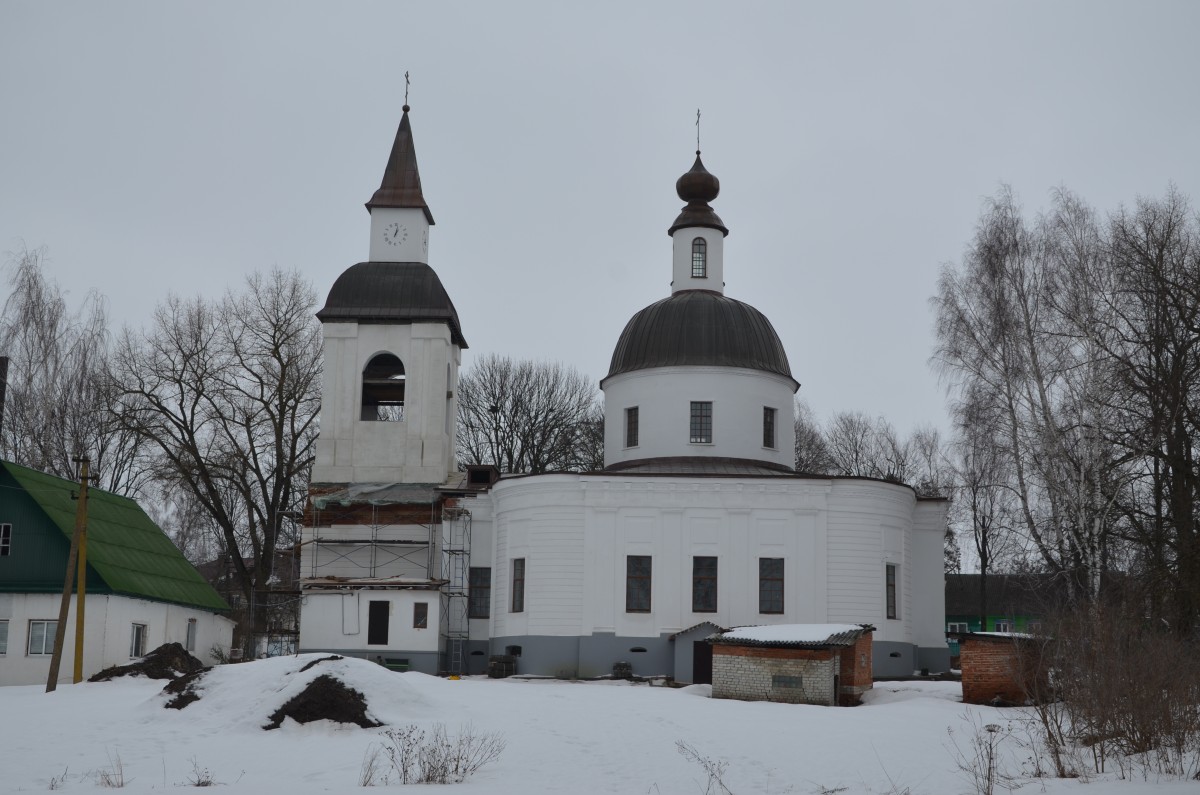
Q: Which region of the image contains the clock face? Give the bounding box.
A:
[383,222,408,246]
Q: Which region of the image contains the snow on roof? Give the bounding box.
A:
[714,623,873,647]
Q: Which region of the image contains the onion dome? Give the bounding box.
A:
[603,290,794,385]
[316,261,467,347]
[365,105,435,224]
[668,152,728,237]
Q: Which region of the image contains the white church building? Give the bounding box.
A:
[297,106,949,682]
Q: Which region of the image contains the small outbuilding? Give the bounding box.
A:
[957,631,1049,706]
[710,623,874,706]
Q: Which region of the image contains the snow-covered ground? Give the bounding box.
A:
[0,654,1192,794]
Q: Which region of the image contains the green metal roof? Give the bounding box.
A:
[0,461,228,611]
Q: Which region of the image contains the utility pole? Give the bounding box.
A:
[45,457,91,692]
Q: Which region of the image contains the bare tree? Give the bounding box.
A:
[111,269,321,629]
[0,246,148,495]
[793,398,833,474]
[456,354,599,473]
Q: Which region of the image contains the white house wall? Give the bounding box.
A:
[604,367,797,469]
[0,592,234,687]
[312,321,459,484]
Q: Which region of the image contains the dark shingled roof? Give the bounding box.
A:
[316,262,468,348]
[604,290,795,385]
[365,107,435,223]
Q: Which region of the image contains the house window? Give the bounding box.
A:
[692,556,717,613]
[368,600,390,645]
[28,620,56,655]
[0,523,10,556]
[626,555,652,613]
[511,558,525,613]
[185,619,197,652]
[0,619,7,654]
[946,622,969,633]
[413,602,428,629]
[689,401,712,444]
[762,407,777,449]
[361,353,406,421]
[130,623,147,658]
[469,567,491,618]
[994,619,1013,633]
[691,237,707,278]
[759,558,784,614]
[886,564,898,619]
[625,406,639,448]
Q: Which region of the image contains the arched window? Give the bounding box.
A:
[691,237,707,278]
[361,353,405,421]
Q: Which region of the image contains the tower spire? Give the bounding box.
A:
[365,98,434,224]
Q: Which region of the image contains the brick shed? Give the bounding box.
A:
[958,632,1049,706]
[710,624,875,706]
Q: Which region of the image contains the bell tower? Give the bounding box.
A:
[310,105,467,485]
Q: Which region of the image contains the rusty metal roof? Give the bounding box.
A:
[365,106,434,223]
[316,262,467,347]
[604,290,795,385]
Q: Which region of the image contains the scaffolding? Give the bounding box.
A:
[440,504,472,675]
[305,499,438,581]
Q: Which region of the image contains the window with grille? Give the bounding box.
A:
[626,555,652,612]
[692,556,717,613]
[625,406,639,448]
[759,558,784,614]
[763,407,777,449]
[886,564,898,619]
[469,567,491,618]
[691,237,707,277]
[690,401,712,444]
[511,559,525,613]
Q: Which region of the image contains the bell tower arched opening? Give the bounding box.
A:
[361,352,406,421]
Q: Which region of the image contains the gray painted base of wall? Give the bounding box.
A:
[296,647,441,676]
[493,633,934,681]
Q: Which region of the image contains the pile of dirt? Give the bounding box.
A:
[89,642,208,682]
[162,668,208,709]
[263,673,381,730]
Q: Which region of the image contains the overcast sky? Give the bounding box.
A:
[3,1,1198,437]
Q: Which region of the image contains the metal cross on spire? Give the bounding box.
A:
[404,71,411,106]
[696,108,701,153]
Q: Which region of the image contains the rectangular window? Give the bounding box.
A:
[625,406,639,448]
[994,619,1013,633]
[511,558,525,613]
[626,555,652,612]
[185,619,197,652]
[0,523,11,556]
[692,556,718,612]
[0,619,7,654]
[367,600,390,645]
[28,620,56,655]
[130,623,147,658]
[946,622,969,633]
[689,401,712,444]
[468,567,491,619]
[762,407,776,449]
[759,557,784,614]
[413,602,428,629]
[886,564,898,619]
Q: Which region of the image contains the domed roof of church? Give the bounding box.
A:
[316,261,467,347]
[668,153,728,237]
[604,289,794,384]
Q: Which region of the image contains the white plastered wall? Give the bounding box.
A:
[0,592,234,687]
[603,367,796,469]
[298,590,440,654]
[670,227,725,294]
[312,321,460,484]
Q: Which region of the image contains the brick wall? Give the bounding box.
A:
[712,645,839,706]
[838,631,874,706]
[960,635,1046,706]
